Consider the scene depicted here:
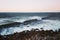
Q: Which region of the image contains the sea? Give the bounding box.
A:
[0,12,60,35]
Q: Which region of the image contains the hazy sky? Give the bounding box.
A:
[0,0,60,12]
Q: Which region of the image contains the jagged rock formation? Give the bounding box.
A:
[0,29,60,40]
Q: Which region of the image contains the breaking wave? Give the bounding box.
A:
[0,16,60,35]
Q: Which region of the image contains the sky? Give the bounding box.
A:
[0,0,60,12]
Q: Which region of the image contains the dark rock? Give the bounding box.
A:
[0,29,60,40]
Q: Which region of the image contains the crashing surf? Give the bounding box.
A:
[0,16,60,35]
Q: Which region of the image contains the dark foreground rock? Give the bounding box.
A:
[0,29,60,40]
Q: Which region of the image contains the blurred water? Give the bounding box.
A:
[0,16,60,35]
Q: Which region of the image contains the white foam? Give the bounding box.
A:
[10,16,42,22]
[0,19,60,35]
[0,16,60,35]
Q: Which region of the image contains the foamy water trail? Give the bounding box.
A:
[0,16,60,35]
[10,16,42,22]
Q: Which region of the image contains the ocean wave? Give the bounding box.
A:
[10,16,42,22]
[0,16,60,35]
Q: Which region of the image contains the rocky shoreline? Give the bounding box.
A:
[0,28,60,40]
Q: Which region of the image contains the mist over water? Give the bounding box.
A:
[0,13,60,35]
